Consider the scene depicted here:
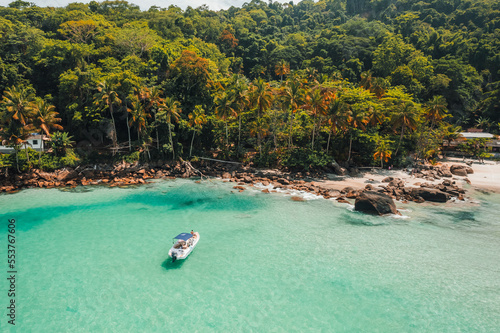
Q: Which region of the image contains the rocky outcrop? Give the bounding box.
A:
[438,165,453,178]
[56,169,78,182]
[411,188,450,203]
[331,162,348,176]
[450,164,473,176]
[354,191,399,215]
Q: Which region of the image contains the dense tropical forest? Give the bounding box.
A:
[0,0,499,172]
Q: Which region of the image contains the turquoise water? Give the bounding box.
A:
[1,179,499,332]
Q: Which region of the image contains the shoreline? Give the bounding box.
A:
[2,157,498,206]
[316,158,500,194]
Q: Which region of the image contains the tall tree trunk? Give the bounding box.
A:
[394,124,405,158]
[24,143,30,166]
[155,111,160,150]
[257,109,261,156]
[190,130,196,157]
[110,104,117,155]
[124,99,131,152]
[15,146,20,173]
[289,110,294,148]
[347,134,353,163]
[225,120,229,154]
[316,117,322,150]
[126,112,131,151]
[311,116,316,150]
[168,122,175,160]
[326,131,331,153]
[272,112,277,150]
[238,115,242,156]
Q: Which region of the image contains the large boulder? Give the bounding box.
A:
[411,188,450,202]
[450,164,473,176]
[331,162,348,176]
[439,165,453,178]
[354,191,399,215]
[37,171,55,181]
[56,169,78,181]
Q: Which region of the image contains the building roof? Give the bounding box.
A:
[460,132,495,139]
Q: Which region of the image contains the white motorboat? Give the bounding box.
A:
[168,232,200,262]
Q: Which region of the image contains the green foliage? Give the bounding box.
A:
[457,138,490,162]
[279,147,330,171]
[50,131,75,157]
[0,0,499,172]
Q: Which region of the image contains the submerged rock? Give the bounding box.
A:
[354,191,398,215]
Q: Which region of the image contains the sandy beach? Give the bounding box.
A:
[313,158,500,194]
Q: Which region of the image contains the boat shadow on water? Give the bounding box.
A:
[161,258,187,271]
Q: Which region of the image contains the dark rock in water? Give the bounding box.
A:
[411,188,450,202]
[354,191,398,215]
[382,177,394,183]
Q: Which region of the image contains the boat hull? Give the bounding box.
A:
[168,233,200,261]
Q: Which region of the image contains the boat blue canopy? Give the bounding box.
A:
[174,233,193,241]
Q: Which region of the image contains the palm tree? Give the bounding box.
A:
[188,105,207,157]
[32,99,63,161]
[50,132,75,157]
[373,136,393,168]
[158,97,182,160]
[279,77,304,148]
[228,76,249,155]
[424,95,448,129]
[128,97,150,142]
[0,124,29,172]
[0,86,36,170]
[95,81,121,153]
[370,77,388,99]
[148,86,164,150]
[325,96,348,154]
[475,116,491,131]
[1,86,35,128]
[275,60,290,84]
[391,101,420,157]
[249,78,273,154]
[305,88,329,150]
[346,106,368,163]
[32,99,63,136]
[441,124,462,156]
[214,91,236,153]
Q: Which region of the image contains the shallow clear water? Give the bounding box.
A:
[1,179,499,332]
